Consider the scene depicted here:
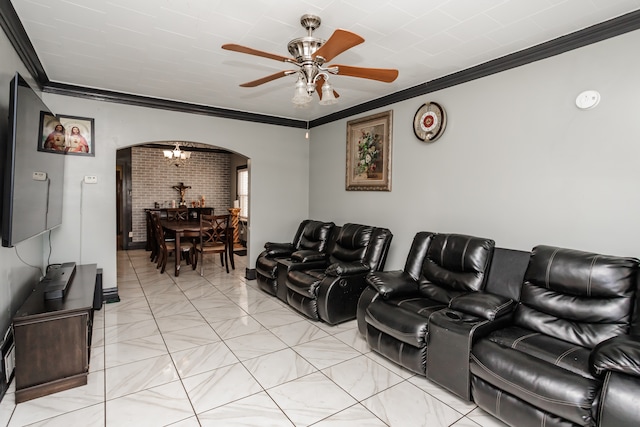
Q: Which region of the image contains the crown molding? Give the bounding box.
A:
[310,9,640,128]
[0,0,48,86]
[3,1,639,130]
[42,82,307,128]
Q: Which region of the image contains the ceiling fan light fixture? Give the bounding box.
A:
[319,80,338,105]
[224,14,398,110]
[292,76,312,106]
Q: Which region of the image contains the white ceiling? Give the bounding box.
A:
[9,0,640,121]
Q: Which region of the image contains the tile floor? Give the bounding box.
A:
[0,250,509,427]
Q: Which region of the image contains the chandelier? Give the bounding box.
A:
[163,143,191,167]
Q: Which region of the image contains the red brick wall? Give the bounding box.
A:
[131,147,230,243]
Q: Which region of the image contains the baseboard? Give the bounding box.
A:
[103,287,121,304]
[127,242,147,250]
[245,268,256,280]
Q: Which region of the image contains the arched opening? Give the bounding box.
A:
[115,141,250,271]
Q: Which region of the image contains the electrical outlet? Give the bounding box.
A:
[32,171,47,181]
[84,176,98,184]
[128,231,133,238]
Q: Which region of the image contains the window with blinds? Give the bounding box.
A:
[237,167,248,220]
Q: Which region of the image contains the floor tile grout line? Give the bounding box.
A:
[164,259,274,423]
[134,251,269,423]
[109,250,488,427]
[129,250,206,422]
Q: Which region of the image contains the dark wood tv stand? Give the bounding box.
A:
[13,264,97,403]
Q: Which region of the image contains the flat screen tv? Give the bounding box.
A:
[1,73,65,247]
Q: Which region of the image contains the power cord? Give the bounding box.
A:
[14,245,45,278]
[79,179,84,264]
[47,229,53,267]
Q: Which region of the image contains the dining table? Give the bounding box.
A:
[160,219,201,277]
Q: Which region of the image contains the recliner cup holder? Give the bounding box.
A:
[443,309,479,323]
[445,310,462,320]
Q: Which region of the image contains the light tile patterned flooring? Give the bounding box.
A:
[0,250,508,427]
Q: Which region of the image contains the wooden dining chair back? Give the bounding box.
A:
[147,211,160,263]
[167,207,189,222]
[151,212,191,274]
[192,214,230,275]
[150,213,170,273]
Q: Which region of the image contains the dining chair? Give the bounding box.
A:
[147,211,160,263]
[151,212,191,274]
[167,207,188,222]
[192,214,231,276]
[198,207,214,220]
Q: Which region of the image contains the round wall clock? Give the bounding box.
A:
[413,102,446,142]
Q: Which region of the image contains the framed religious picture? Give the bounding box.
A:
[38,113,95,156]
[346,110,392,191]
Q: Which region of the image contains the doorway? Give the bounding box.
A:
[115,143,250,254]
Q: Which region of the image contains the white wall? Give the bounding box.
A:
[37,98,310,291]
[309,30,640,270]
[1,20,309,335]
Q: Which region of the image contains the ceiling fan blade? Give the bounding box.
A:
[315,76,340,100]
[222,43,293,63]
[239,71,293,87]
[313,29,364,62]
[332,64,399,83]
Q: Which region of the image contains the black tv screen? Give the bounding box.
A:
[1,73,64,247]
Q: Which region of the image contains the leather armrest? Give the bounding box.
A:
[277,257,327,272]
[291,249,327,263]
[325,262,369,277]
[366,270,419,299]
[449,292,516,321]
[591,335,640,377]
[263,242,294,257]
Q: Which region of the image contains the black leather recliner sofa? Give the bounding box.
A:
[469,245,640,427]
[358,237,640,427]
[357,231,496,375]
[255,219,334,302]
[285,223,393,325]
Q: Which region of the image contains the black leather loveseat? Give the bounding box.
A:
[255,219,334,302]
[358,237,640,427]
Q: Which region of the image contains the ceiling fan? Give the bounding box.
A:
[222,14,399,107]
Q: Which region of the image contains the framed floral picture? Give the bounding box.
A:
[346,110,392,191]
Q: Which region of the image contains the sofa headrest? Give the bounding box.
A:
[330,223,373,263]
[298,220,335,252]
[328,223,393,271]
[525,245,639,297]
[515,245,640,347]
[421,234,495,293]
